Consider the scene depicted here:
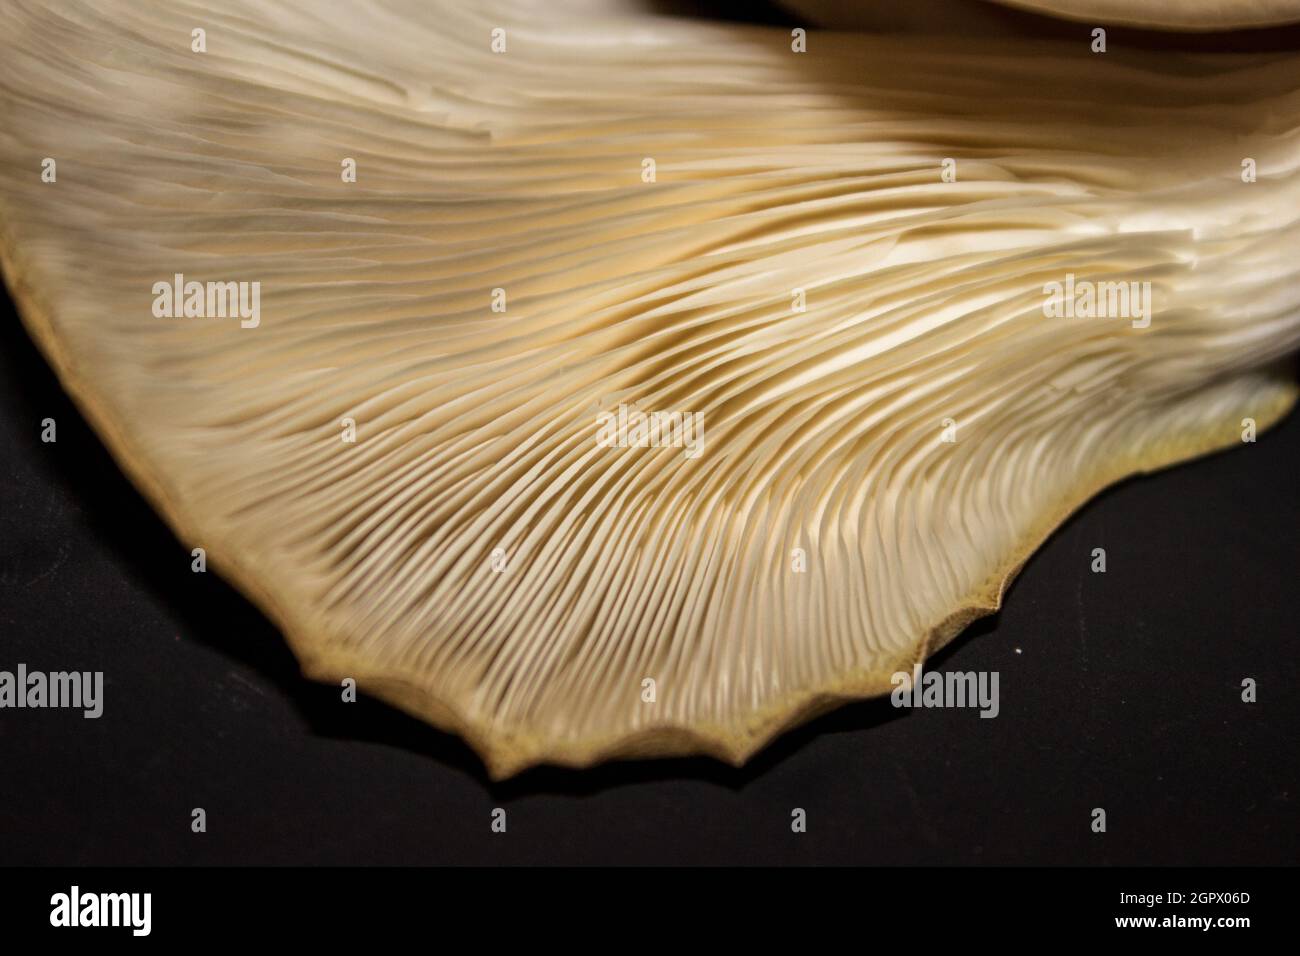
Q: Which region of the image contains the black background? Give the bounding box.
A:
[1,281,1296,866]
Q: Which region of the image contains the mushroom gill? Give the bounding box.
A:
[0,0,1297,777]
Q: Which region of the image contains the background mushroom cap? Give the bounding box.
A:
[780,0,1300,32]
[2,0,1298,776]
[996,0,1300,30]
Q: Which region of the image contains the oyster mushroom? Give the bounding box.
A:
[780,0,1300,32]
[992,0,1300,31]
[0,0,1297,777]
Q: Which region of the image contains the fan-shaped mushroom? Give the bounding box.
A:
[1,0,1297,776]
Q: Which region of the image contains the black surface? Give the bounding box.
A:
[1,282,1296,866]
